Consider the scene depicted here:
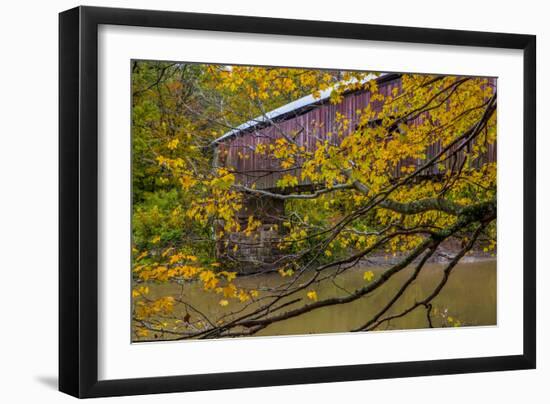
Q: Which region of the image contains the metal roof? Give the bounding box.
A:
[211,73,382,145]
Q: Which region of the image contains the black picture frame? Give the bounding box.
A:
[59,5,536,398]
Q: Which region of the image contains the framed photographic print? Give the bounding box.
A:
[59,6,536,398]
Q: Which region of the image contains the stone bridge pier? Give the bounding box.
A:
[215,194,285,273]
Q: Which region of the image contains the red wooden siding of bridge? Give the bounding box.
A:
[214,75,496,191]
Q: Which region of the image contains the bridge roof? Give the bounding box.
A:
[211,73,383,146]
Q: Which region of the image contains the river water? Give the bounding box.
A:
[136,259,496,340]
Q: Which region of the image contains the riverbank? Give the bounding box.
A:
[358,239,495,267]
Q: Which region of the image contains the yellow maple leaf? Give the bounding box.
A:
[363,271,375,282]
[179,174,197,190]
[307,291,318,301]
[167,138,179,150]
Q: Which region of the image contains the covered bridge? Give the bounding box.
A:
[210,73,496,269]
[213,73,400,191]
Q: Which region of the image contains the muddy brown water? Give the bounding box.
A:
[134,259,496,340]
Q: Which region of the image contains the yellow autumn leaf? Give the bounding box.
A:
[363,271,375,282]
[136,328,149,337]
[167,138,179,150]
[135,251,148,261]
[219,299,229,307]
[222,283,237,298]
[179,174,197,190]
[307,291,318,301]
[131,285,149,298]
[278,268,294,277]
[238,290,250,302]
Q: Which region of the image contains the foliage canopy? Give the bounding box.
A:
[131,61,496,340]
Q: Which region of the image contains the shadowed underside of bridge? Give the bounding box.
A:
[211,74,496,271]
